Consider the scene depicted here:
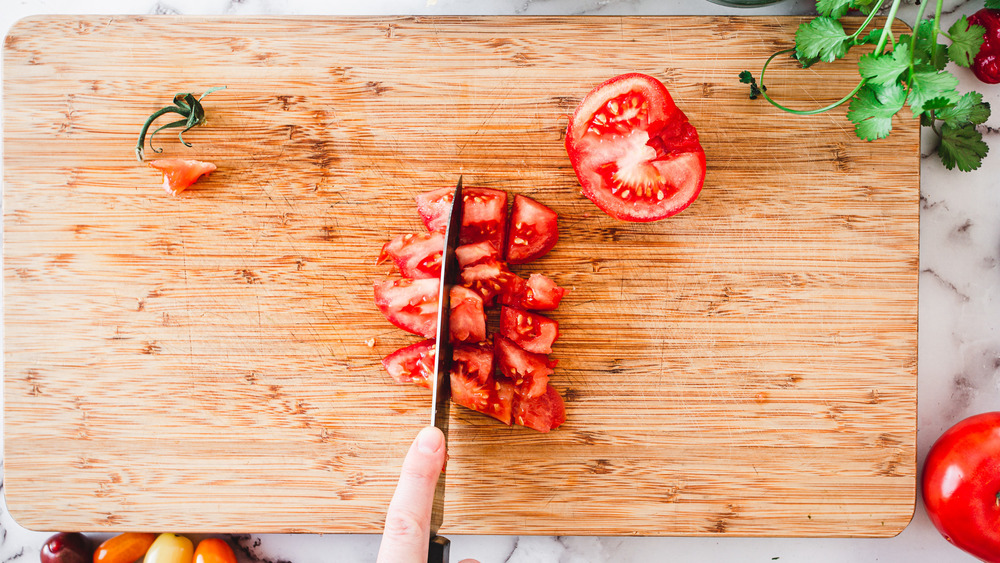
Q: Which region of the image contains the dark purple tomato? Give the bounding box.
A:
[40,533,91,563]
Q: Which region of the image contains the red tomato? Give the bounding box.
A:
[192,539,236,563]
[456,241,501,267]
[922,411,1000,562]
[500,306,559,355]
[450,341,515,425]
[969,9,1000,84]
[501,273,566,311]
[505,194,558,264]
[381,339,435,388]
[513,384,566,433]
[565,73,706,222]
[377,231,444,279]
[373,278,486,343]
[147,159,216,196]
[415,186,508,250]
[495,335,554,399]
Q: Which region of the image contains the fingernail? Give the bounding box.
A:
[416,426,443,455]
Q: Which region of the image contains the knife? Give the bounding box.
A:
[428,176,463,563]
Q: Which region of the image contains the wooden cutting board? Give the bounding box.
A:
[3,15,918,536]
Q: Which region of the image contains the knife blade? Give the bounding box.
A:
[428,176,463,563]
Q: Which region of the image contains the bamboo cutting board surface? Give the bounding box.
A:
[3,16,918,536]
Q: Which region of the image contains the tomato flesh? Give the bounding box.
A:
[495,335,554,399]
[381,339,435,388]
[377,231,444,279]
[565,73,706,222]
[501,273,566,311]
[500,306,559,354]
[373,278,486,343]
[415,187,508,251]
[513,384,566,433]
[147,159,216,196]
[506,194,559,264]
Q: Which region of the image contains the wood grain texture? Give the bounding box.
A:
[3,15,918,536]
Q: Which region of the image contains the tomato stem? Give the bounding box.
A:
[135,87,225,162]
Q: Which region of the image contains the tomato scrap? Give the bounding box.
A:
[565,73,706,222]
[375,184,568,432]
[922,411,1000,562]
[969,9,1000,84]
[147,159,216,196]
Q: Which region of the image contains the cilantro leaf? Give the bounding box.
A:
[936,92,991,127]
[859,28,885,46]
[858,43,911,87]
[848,82,907,140]
[947,16,985,68]
[906,64,960,116]
[901,20,949,70]
[740,70,766,100]
[987,0,1000,9]
[938,123,989,171]
[795,17,851,63]
[816,0,854,19]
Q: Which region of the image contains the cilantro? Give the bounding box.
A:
[936,92,991,127]
[857,43,910,87]
[939,123,989,172]
[987,0,1000,9]
[795,17,851,63]
[816,0,854,19]
[906,65,960,116]
[946,16,985,67]
[739,70,766,100]
[848,82,906,141]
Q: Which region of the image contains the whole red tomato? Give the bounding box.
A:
[922,411,1000,562]
[969,9,1000,84]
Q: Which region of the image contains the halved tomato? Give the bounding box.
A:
[147,159,217,196]
[501,273,567,311]
[500,306,559,354]
[565,73,706,222]
[495,335,554,399]
[505,194,558,264]
[373,278,486,343]
[381,338,435,387]
[513,384,566,433]
[415,186,508,250]
[377,231,444,279]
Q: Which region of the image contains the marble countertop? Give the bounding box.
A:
[2,1,997,562]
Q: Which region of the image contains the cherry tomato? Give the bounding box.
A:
[500,306,559,355]
[565,73,706,222]
[147,159,216,196]
[969,9,1000,84]
[94,533,156,563]
[495,334,554,399]
[415,186,508,251]
[505,194,558,264]
[377,231,444,279]
[41,533,91,563]
[191,539,236,563]
[373,279,486,343]
[922,411,1000,562]
[513,384,566,433]
[142,534,192,563]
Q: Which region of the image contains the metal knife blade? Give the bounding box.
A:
[428,176,463,563]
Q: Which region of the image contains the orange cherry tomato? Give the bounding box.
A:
[142,534,192,563]
[192,539,236,563]
[94,533,157,563]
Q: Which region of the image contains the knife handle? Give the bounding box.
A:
[428,534,450,563]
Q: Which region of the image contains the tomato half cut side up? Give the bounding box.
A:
[565,73,706,222]
[506,194,558,264]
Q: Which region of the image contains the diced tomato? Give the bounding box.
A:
[505,194,558,264]
[415,186,508,250]
[147,159,216,196]
[500,306,559,354]
[373,278,486,343]
[452,341,495,385]
[377,231,444,279]
[495,335,554,399]
[451,343,514,425]
[501,273,567,311]
[513,384,566,433]
[381,339,435,388]
[456,241,501,268]
[565,73,706,222]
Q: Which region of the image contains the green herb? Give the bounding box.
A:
[135,86,226,162]
[742,1,992,172]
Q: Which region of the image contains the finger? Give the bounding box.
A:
[376,426,446,563]
[458,559,481,563]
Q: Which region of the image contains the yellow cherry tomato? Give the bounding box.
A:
[142,534,192,563]
[192,539,236,563]
[94,533,157,563]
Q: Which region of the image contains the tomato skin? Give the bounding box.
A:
[41,533,91,563]
[142,534,193,563]
[969,9,1000,84]
[94,533,157,563]
[922,411,1000,563]
[565,73,706,222]
[505,195,558,264]
[147,159,216,196]
[191,539,236,563]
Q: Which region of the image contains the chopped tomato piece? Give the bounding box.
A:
[565,73,706,222]
[373,278,486,343]
[513,384,566,433]
[505,194,558,264]
[500,306,559,354]
[415,186,508,250]
[377,231,444,279]
[495,335,554,399]
[456,241,501,268]
[147,159,216,196]
[381,339,435,388]
[451,342,514,425]
[501,273,567,311]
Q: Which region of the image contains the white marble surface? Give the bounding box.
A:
[1,0,998,562]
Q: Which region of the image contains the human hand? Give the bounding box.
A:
[376,426,479,563]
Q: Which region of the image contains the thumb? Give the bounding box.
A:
[377,426,447,563]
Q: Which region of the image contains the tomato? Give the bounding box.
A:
[500,306,559,355]
[382,338,435,387]
[456,241,501,268]
[513,384,566,433]
[377,231,444,279]
[41,533,91,563]
[969,9,1000,84]
[415,186,508,250]
[565,73,706,222]
[922,411,1000,562]
[501,273,566,311]
[94,533,157,563]
[505,194,558,264]
[142,534,192,563]
[451,343,514,425]
[147,159,216,196]
[495,334,554,399]
[373,278,486,343]
[191,539,236,563]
